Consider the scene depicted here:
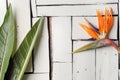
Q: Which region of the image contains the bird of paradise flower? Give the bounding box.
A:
[72,8,120,54]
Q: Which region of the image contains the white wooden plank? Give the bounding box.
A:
[0,0,6,25]
[37,4,118,16]
[118,70,120,80]
[73,41,95,80]
[51,17,72,62]
[52,63,72,80]
[8,0,31,47]
[31,0,37,17]
[33,17,49,73]
[23,73,49,80]
[118,1,120,77]
[36,0,118,5]
[8,0,32,72]
[72,17,118,40]
[96,43,118,80]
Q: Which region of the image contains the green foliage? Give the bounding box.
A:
[0,5,44,80]
[0,5,15,80]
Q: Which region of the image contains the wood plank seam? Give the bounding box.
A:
[47,17,53,80]
[4,0,118,79]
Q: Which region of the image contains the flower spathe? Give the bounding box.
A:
[73,8,120,54]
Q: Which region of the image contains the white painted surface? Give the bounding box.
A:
[0,0,6,25]
[23,73,49,80]
[118,70,120,80]
[51,17,72,62]
[73,41,95,80]
[8,0,32,72]
[96,45,118,80]
[37,4,118,16]
[36,0,118,5]
[31,0,37,17]
[33,17,49,73]
[8,0,31,47]
[0,0,118,80]
[72,17,118,40]
[52,63,72,80]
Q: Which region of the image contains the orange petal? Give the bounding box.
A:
[80,24,99,39]
[104,8,109,32]
[101,18,105,33]
[107,8,114,32]
[84,18,98,32]
[96,10,103,33]
[105,8,112,32]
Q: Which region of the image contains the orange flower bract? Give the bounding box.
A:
[80,8,114,39]
[79,23,99,39]
[73,8,120,54]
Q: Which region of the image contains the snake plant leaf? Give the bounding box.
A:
[6,17,44,80]
[0,5,15,80]
[72,40,112,54]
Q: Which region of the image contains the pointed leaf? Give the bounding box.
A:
[72,40,99,54]
[5,17,44,80]
[0,5,15,80]
[72,39,112,54]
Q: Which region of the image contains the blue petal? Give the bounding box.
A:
[80,38,96,41]
[84,18,99,34]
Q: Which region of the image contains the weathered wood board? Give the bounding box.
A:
[0,0,119,80]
